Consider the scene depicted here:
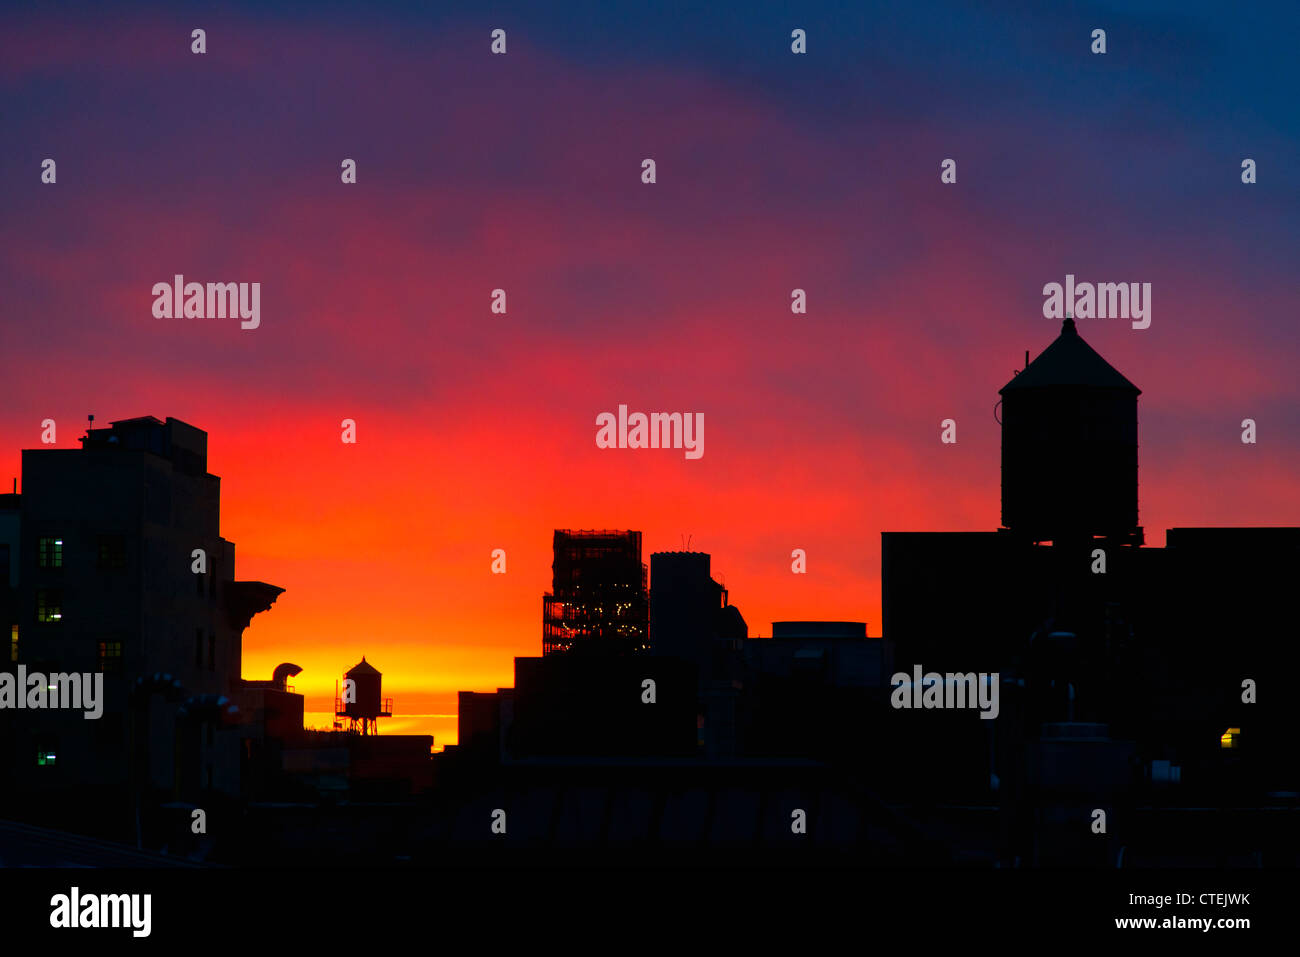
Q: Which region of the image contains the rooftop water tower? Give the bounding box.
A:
[334,656,393,735]
[999,318,1142,544]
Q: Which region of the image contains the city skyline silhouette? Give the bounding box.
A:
[4,4,1298,757]
[3,317,1298,871]
[1,10,1295,944]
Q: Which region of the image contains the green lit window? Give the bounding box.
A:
[38,537,63,568]
[37,749,56,767]
[37,590,62,622]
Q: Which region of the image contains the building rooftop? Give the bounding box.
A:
[75,414,210,475]
[772,621,868,640]
[0,817,208,868]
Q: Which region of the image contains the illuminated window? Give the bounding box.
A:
[36,589,62,622]
[38,537,63,568]
[98,640,123,674]
[1220,727,1241,749]
[9,625,16,662]
[37,749,57,767]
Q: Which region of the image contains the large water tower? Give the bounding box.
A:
[999,318,1141,544]
[335,656,392,735]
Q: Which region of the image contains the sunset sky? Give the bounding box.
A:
[2,1,1297,748]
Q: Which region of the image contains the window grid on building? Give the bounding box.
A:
[37,590,62,623]
[98,640,124,674]
[38,537,63,568]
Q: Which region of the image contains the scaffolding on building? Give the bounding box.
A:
[542,529,649,655]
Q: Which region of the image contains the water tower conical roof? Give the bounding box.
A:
[345,656,380,677]
[1000,319,1140,394]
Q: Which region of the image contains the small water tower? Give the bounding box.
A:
[335,656,392,735]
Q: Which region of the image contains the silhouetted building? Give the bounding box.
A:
[755,621,883,685]
[882,530,1045,673]
[242,662,305,738]
[741,622,886,760]
[512,654,696,757]
[542,529,648,655]
[239,658,432,806]
[1,491,19,668]
[0,415,282,840]
[1152,527,1300,793]
[238,662,306,799]
[453,656,694,760]
[881,321,1300,863]
[457,689,509,757]
[278,731,433,799]
[648,550,748,754]
[649,550,746,671]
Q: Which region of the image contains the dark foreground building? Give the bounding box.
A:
[0,416,282,841]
